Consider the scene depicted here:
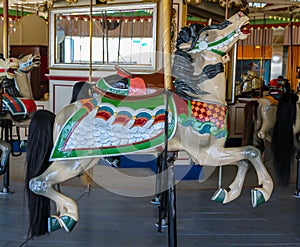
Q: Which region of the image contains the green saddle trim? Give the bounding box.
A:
[50,94,176,160]
[97,78,128,96]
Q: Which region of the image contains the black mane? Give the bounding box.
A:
[173,21,229,100]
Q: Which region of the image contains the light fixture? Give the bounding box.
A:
[272,55,281,62]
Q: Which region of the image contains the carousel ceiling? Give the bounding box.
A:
[0,0,299,22]
[188,0,300,27]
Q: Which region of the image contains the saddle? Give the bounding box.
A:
[95,65,171,99]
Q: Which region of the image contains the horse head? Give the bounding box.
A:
[18,53,41,73]
[178,11,249,57]
[173,11,250,103]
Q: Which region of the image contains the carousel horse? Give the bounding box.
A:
[25,12,273,238]
[0,55,38,173]
[242,96,278,153]
[0,53,40,130]
[242,80,292,153]
[0,57,19,174]
[0,54,38,159]
[236,70,263,98]
[2,53,41,99]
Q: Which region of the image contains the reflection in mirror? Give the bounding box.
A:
[52,4,157,69]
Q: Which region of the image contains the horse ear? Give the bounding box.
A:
[178,41,192,51]
[208,18,212,26]
[114,65,133,78]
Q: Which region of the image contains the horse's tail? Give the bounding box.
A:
[271,93,298,186]
[243,101,258,143]
[25,109,56,238]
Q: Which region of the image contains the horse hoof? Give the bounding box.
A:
[60,215,77,232]
[150,196,160,205]
[155,218,168,228]
[251,188,266,207]
[48,215,62,233]
[211,187,226,203]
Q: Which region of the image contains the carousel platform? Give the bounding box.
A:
[0,148,300,247]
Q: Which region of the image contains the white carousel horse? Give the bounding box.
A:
[25,12,273,238]
[0,53,40,125]
[0,56,19,174]
[2,53,41,99]
[242,96,278,153]
[0,55,38,173]
[242,81,292,152]
[0,54,38,166]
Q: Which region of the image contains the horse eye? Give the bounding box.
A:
[206,33,209,37]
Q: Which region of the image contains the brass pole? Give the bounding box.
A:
[162,0,172,90]
[3,0,8,58]
[89,0,93,83]
[289,9,293,85]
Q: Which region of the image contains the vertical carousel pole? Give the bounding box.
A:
[89,0,93,83]
[219,0,230,189]
[1,0,12,194]
[3,0,8,59]
[162,0,177,246]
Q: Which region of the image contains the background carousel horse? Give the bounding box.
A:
[236,70,263,98]
[242,81,292,154]
[0,54,38,174]
[1,53,41,99]
[242,96,278,153]
[0,56,20,174]
[0,54,39,160]
[25,12,274,238]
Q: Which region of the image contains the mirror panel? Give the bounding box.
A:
[50,3,157,70]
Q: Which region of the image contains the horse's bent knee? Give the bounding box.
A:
[257,131,265,140]
[29,178,50,194]
[244,147,260,158]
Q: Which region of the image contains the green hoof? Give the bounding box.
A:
[211,187,226,203]
[48,215,62,233]
[60,215,77,232]
[251,189,266,207]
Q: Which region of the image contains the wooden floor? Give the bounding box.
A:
[0,152,300,247]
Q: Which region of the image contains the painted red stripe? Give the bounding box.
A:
[3,94,21,111]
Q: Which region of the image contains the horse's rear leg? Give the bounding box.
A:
[247,147,273,207]
[29,158,97,233]
[211,160,249,204]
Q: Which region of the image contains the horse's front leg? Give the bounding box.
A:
[211,160,249,204]
[29,158,98,233]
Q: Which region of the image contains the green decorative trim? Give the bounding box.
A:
[211,187,226,203]
[97,79,128,96]
[178,113,228,139]
[50,95,177,160]
[48,216,62,233]
[60,215,77,232]
[207,31,236,48]
[251,189,266,208]
[211,49,226,57]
